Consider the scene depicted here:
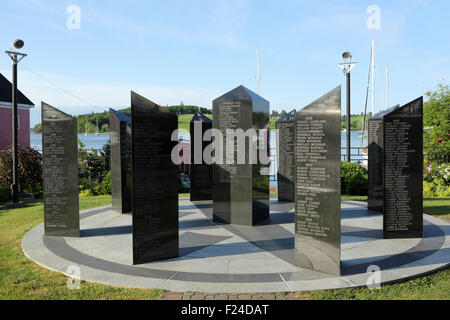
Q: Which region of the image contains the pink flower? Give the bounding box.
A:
[426,166,432,173]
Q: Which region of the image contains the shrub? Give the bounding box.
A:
[78,139,106,181]
[423,163,450,197]
[78,171,111,196]
[100,141,110,172]
[0,188,10,202]
[341,161,368,195]
[0,146,43,194]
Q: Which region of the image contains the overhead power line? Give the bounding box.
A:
[21,63,95,107]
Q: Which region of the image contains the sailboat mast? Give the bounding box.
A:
[371,39,375,115]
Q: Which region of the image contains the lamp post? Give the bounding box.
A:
[338,52,357,163]
[5,39,27,203]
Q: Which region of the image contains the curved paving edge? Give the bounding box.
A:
[21,203,450,293]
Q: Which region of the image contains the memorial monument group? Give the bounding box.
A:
[41,82,424,275]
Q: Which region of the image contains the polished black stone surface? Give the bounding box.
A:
[110,109,132,214]
[294,86,341,276]
[212,85,270,226]
[368,105,399,213]
[276,109,296,202]
[190,111,213,201]
[131,91,179,264]
[369,98,423,239]
[42,102,79,237]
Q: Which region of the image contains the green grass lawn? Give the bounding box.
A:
[303,195,450,300]
[305,267,450,300]
[178,114,276,132]
[0,194,448,300]
[0,195,163,300]
[341,195,450,221]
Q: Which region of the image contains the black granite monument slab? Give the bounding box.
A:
[110,109,132,213]
[42,102,79,237]
[212,85,270,226]
[368,97,423,238]
[368,105,399,213]
[294,86,341,276]
[131,91,179,264]
[190,111,213,201]
[276,109,296,202]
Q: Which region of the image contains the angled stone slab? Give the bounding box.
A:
[190,111,213,201]
[368,97,423,239]
[131,91,179,264]
[212,85,270,226]
[368,105,399,213]
[41,102,79,237]
[294,86,341,276]
[110,109,132,214]
[276,109,296,202]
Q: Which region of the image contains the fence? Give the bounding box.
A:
[33,145,449,186]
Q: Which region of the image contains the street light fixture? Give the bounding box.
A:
[338,51,357,163]
[5,39,27,203]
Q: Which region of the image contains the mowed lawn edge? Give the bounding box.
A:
[0,195,164,300]
[0,195,448,299]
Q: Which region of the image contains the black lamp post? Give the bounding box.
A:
[5,39,27,203]
[338,52,357,163]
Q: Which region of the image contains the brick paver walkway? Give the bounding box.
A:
[162,291,308,300]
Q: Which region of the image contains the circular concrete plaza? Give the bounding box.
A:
[22,198,450,293]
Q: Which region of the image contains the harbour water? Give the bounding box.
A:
[31,130,367,187]
[30,130,368,152]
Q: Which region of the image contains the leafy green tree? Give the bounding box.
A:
[423,83,449,160]
[33,123,42,134]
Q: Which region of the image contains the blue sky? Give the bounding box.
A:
[0,0,448,126]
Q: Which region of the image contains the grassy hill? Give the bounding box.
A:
[34,112,366,134]
[179,114,277,131]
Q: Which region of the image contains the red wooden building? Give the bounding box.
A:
[0,73,34,150]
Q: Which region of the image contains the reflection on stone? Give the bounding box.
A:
[131,91,179,264]
[110,109,132,213]
[42,102,79,237]
[294,86,341,276]
[276,109,296,202]
[190,111,212,201]
[212,85,270,226]
[368,97,423,239]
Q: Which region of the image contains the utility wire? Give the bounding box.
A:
[21,63,95,108]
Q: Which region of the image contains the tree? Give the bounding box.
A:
[424,84,449,145]
[423,83,449,160]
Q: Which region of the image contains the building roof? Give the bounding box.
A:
[0,73,34,107]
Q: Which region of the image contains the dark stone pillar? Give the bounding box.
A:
[110,109,132,213]
[276,109,296,202]
[368,98,423,238]
[212,85,270,226]
[190,111,212,201]
[42,102,79,237]
[131,91,179,264]
[294,86,341,276]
